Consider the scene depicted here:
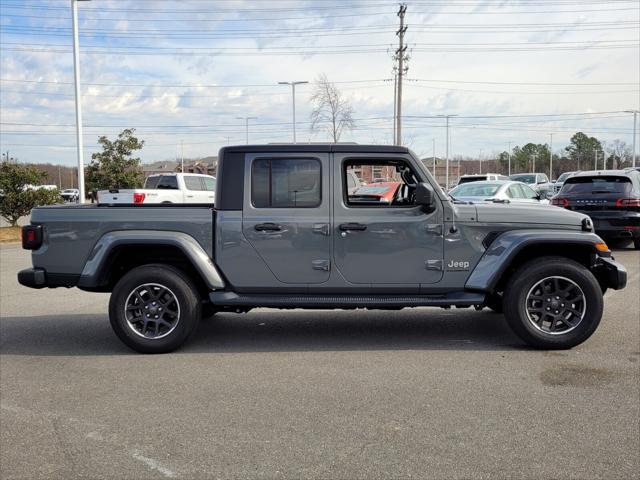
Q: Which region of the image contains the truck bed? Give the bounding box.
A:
[30,204,215,275]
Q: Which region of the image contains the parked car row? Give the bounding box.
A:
[550,168,640,249]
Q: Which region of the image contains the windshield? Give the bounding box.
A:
[510,174,536,184]
[63,189,75,193]
[561,176,632,195]
[556,172,572,182]
[450,183,501,198]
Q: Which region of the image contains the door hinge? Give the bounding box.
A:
[312,259,330,271]
[313,223,330,236]
[425,259,443,271]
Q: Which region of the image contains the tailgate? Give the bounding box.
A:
[97,190,135,204]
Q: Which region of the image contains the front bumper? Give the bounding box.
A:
[592,256,627,290]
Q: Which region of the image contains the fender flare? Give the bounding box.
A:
[465,229,603,292]
[78,230,225,290]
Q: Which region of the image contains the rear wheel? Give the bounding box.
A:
[109,264,201,353]
[503,256,603,349]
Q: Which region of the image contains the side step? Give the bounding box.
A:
[209,291,486,309]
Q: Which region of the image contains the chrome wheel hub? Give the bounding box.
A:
[525,276,586,335]
[124,283,181,339]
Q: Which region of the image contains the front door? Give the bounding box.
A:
[242,152,331,284]
[333,154,444,285]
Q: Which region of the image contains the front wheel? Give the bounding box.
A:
[109,264,201,353]
[503,256,603,349]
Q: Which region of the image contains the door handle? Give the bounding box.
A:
[339,222,367,232]
[254,222,282,232]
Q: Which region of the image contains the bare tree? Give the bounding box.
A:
[310,74,355,143]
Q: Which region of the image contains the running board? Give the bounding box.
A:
[209,291,486,309]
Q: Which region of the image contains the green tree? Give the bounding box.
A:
[0,162,61,226]
[86,128,145,192]
[511,143,550,173]
[565,132,602,171]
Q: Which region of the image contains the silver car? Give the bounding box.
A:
[449,180,550,204]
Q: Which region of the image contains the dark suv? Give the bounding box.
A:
[552,169,640,249]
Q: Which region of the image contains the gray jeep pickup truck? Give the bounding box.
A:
[18,144,627,353]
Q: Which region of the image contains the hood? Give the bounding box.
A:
[473,202,588,226]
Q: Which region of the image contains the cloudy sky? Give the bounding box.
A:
[1,0,638,165]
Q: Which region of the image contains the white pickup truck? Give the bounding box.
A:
[98,173,216,204]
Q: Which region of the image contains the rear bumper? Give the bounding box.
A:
[17,268,79,289]
[573,210,640,238]
[592,256,627,290]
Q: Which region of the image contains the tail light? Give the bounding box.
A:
[22,225,43,250]
[551,197,569,208]
[615,198,640,207]
[133,192,146,204]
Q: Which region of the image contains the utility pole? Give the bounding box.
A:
[71,0,89,203]
[549,134,553,180]
[278,81,308,143]
[436,114,457,189]
[58,165,62,189]
[593,147,598,170]
[237,116,257,144]
[625,110,638,167]
[478,149,483,174]
[394,3,407,146]
[507,141,511,176]
[181,140,184,173]
[392,68,397,143]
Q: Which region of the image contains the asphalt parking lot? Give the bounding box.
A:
[1,244,638,479]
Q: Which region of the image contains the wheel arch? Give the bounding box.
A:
[466,230,604,294]
[77,230,224,293]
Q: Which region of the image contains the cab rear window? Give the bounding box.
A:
[561,176,632,195]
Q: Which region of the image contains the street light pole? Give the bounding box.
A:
[71,0,88,203]
[237,116,257,144]
[507,141,511,176]
[278,81,308,143]
[478,149,483,174]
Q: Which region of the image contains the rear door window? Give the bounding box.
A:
[252,158,321,208]
[145,176,160,189]
[157,175,179,190]
[184,176,204,191]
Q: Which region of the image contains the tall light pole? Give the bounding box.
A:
[625,110,638,167]
[278,81,308,143]
[549,134,553,180]
[71,0,89,202]
[237,116,257,145]
[436,114,457,189]
[507,141,512,176]
[478,149,483,174]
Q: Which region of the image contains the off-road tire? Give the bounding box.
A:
[503,256,603,349]
[109,264,201,353]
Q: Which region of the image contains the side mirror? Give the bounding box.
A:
[415,182,435,209]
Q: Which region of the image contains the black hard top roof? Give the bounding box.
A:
[220,144,409,155]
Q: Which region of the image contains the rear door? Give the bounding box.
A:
[242,152,331,284]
